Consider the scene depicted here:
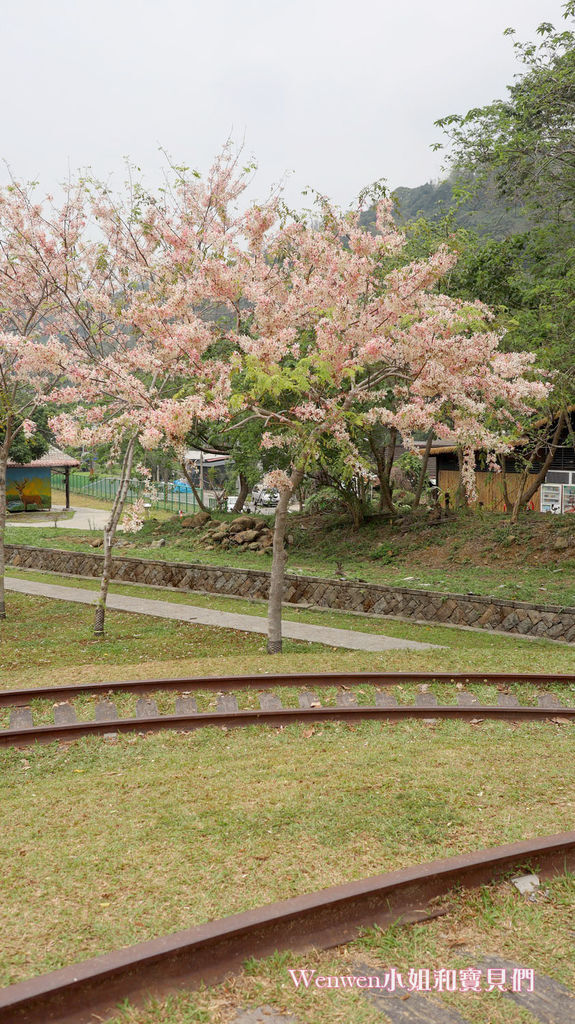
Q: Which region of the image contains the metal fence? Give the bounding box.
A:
[52,472,216,515]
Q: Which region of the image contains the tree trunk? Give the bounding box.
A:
[373,451,392,511]
[94,437,136,637]
[232,472,249,513]
[342,490,365,529]
[267,467,303,655]
[510,411,566,524]
[500,454,512,513]
[413,430,434,508]
[351,498,364,529]
[0,440,9,622]
[370,429,396,513]
[455,449,468,508]
[181,460,210,513]
[378,472,395,513]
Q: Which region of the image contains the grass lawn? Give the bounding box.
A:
[7,506,575,607]
[5,569,575,693]
[0,590,325,699]
[51,487,117,511]
[103,872,575,1024]
[50,488,175,519]
[2,571,575,1022]
[2,720,575,1005]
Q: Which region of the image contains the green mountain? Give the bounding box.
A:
[361,175,531,239]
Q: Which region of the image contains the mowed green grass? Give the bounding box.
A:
[0,590,322,683]
[2,572,575,695]
[4,579,575,692]
[2,720,575,996]
[2,588,575,1023]
[105,872,575,1024]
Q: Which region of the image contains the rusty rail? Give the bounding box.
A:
[1,670,575,708]
[2,703,575,748]
[1,831,574,1024]
[1,672,574,748]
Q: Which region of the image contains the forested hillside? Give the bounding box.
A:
[361,173,530,238]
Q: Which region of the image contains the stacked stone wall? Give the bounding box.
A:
[6,544,575,642]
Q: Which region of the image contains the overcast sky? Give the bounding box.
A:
[1,0,568,209]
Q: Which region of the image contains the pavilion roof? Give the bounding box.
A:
[8,445,80,469]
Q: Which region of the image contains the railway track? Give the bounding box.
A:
[1,830,574,1024]
[1,671,575,748]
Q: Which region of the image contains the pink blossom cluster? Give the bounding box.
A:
[223,188,550,497]
[120,499,146,534]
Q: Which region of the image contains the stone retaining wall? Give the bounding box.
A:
[6,543,575,642]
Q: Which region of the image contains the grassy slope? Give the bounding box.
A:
[7,508,575,606]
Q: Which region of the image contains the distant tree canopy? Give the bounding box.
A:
[358,4,575,410]
[434,3,575,406]
[2,408,51,465]
[435,2,575,226]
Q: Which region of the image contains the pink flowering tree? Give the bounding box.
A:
[2,162,233,635]
[223,196,549,652]
[0,335,68,620]
[0,184,73,619]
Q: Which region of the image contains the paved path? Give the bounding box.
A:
[8,506,111,530]
[5,577,437,652]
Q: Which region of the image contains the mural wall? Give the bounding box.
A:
[6,467,51,512]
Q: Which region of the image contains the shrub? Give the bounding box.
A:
[372,543,397,563]
[303,487,345,515]
[394,489,416,508]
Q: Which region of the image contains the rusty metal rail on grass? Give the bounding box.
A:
[1,672,575,748]
[1,831,574,1024]
[2,670,575,708]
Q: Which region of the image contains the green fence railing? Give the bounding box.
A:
[52,473,215,515]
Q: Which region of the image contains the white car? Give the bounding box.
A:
[255,488,279,508]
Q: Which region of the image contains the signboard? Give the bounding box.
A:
[6,466,51,512]
[540,483,562,514]
[563,485,575,513]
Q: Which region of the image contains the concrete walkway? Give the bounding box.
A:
[8,506,111,530]
[5,577,437,652]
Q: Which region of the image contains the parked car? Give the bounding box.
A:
[256,488,279,508]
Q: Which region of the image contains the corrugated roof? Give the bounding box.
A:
[184,449,230,464]
[412,409,567,456]
[412,437,459,455]
[8,445,80,469]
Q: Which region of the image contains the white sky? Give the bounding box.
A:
[0,0,568,208]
